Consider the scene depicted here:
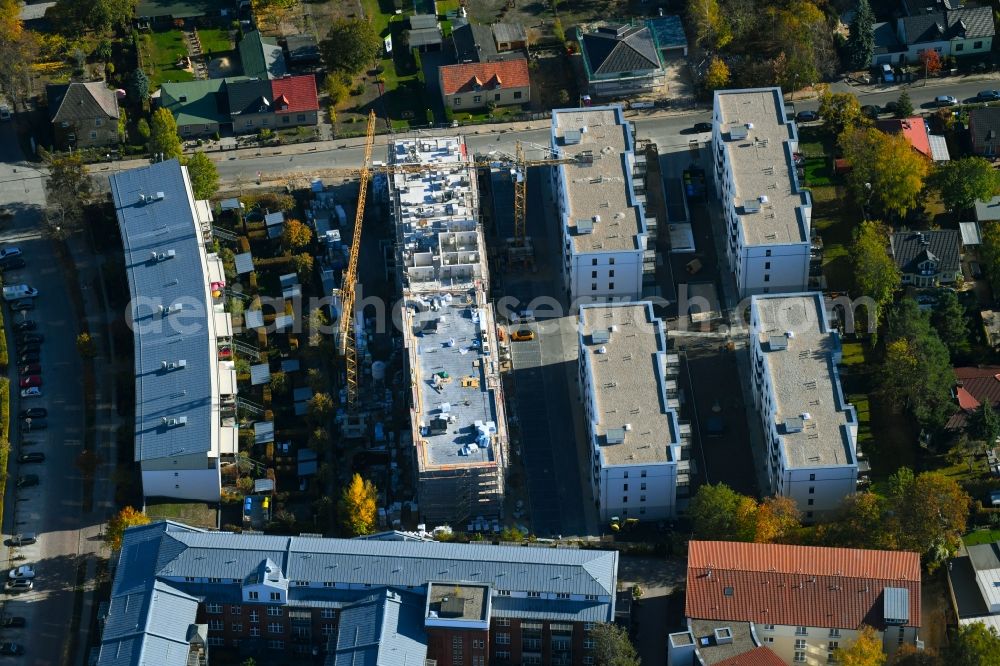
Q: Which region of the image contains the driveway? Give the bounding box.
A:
[0,119,88,665]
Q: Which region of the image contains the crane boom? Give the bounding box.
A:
[339,110,377,410]
[513,141,526,242]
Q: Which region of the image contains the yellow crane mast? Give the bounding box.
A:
[338,110,377,410]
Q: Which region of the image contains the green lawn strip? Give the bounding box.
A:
[964,529,1000,547]
[840,341,866,367]
[0,379,9,531]
[808,184,855,292]
[141,31,195,88]
[359,0,425,128]
[196,28,232,56]
[803,156,832,187]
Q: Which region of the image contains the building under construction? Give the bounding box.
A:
[389,137,509,527]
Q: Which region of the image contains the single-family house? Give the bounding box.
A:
[872,21,906,65]
[645,15,688,57]
[227,75,318,134]
[407,13,443,52]
[160,78,240,138]
[285,33,321,65]
[890,229,962,287]
[46,81,120,149]
[946,538,1000,637]
[876,116,950,161]
[270,75,320,130]
[946,366,1000,431]
[579,23,665,98]
[439,59,530,111]
[238,29,287,79]
[896,6,995,62]
[904,0,958,15]
[970,107,1000,156]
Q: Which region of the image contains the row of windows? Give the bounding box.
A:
[453,91,523,106]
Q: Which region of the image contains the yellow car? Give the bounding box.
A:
[511,329,536,342]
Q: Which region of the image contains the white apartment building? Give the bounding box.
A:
[551,106,655,304]
[749,293,859,521]
[112,160,239,502]
[712,88,811,297]
[578,302,689,522]
[389,136,489,293]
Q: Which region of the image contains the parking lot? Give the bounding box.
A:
[0,121,87,664]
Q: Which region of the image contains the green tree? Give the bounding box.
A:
[687,0,731,49]
[852,220,900,333]
[324,73,349,107]
[894,91,914,118]
[969,401,1000,445]
[148,107,183,160]
[104,506,151,550]
[821,492,887,549]
[590,622,640,666]
[183,152,219,199]
[320,18,381,76]
[846,0,875,71]
[840,126,929,219]
[892,644,943,665]
[885,468,970,557]
[269,370,287,394]
[820,91,870,137]
[128,68,150,103]
[928,156,1000,212]
[833,625,886,666]
[339,473,377,536]
[930,289,970,358]
[137,117,151,143]
[294,252,314,283]
[945,621,1000,666]
[981,221,1000,294]
[117,106,127,142]
[308,392,334,420]
[689,483,746,541]
[703,56,730,91]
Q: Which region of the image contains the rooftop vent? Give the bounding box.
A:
[161,359,187,371]
[591,329,611,344]
[564,129,582,145]
[784,417,804,433]
[714,627,733,645]
[596,346,608,354]
[768,335,788,351]
[150,249,176,262]
[162,416,188,428]
[729,125,748,141]
[742,199,761,214]
[606,428,626,444]
[577,218,594,235]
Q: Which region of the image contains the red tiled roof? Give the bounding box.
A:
[876,117,932,158]
[270,75,318,113]
[948,366,1000,429]
[686,541,922,630]
[439,59,530,96]
[716,647,786,666]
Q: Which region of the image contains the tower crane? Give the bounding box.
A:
[338,110,376,410]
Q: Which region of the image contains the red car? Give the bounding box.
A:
[18,375,41,389]
[18,364,40,376]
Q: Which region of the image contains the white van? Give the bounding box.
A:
[3,285,37,301]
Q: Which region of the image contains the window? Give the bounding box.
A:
[796,627,808,636]
[766,250,772,257]
[246,120,253,128]
[267,607,283,617]
[454,97,461,106]
[495,618,511,627]
[527,591,541,598]
[323,582,335,588]
[322,624,335,637]
[808,499,814,506]
[584,638,597,649]
[452,636,464,662]
[809,486,815,494]
[185,577,195,583]
[795,639,807,649]
[592,283,598,291]
[764,275,770,282]
[321,609,336,619]
[496,590,511,597]
[282,116,290,124]
[765,262,771,269]
[231,605,242,615]
[208,577,221,584]
[592,270,597,278]
[268,622,283,634]
[248,592,259,600]
[250,626,261,637]
[624,483,629,491]
[609,270,615,278]
[640,495,647,502]
[609,282,615,289]
[609,258,615,265]
[473,658,485,666]
[95,118,103,127]
[639,507,646,515]
[828,655,837,664]
[249,610,260,622]
[585,621,596,629]
[267,640,284,650]
[494,94,500,101]
[556,592,570,599]
[762,624,775,631]
[297,114,306,122]
[496,633,510,644]
[975,40,984,48]
[474,95,482,103]
[640,470,646,477]
[765,637,774,644]
[956,43,965,52]
[622,496,628,503]
[208,637,224,647]
[293,580,308,587]
[828,641,839,652]
[206,603,222,614]
[208,620,224,631]
[232,624,243,633]
[807,511,814,519]
[592,258,598,266]
[473,639,485,649]
[269,592,281,601]
[514,91,522,99]
[809,473,816,481]
[496,651,511,660]
[829,629,841,638]
[583,659,595,666]
[624,471,628,478]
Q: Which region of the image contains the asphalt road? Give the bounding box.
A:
[0,119,87,665]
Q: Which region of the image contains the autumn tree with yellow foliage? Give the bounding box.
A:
[689,483,801,543]
[704,57,730,91]
[833,626,886,666]
[339,473,377,536]
[839,126,929,219]
[105,506,151,550]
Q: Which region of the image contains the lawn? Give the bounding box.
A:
[146,500,218,529]
[140,30,194,88]
[197,27,233,57]
[803,156,832,187]
[809,184,855,292]
[964,528,1000,546]
[841,341,866,367]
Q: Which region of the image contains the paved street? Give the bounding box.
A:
[0,120,97,665]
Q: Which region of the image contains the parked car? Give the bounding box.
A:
[16,333,42,345]
[0,257,25,272]
[15,475,38,488]
[8,566,34,580]
[18,376,41,389]
[13,320,35,332]
[4,580,31,593]
[0,642,24,655]
[693,121,712,133]
[796,110,819,122]
[881,63,895,83]
[511,329,536,342]
[9,299,33,312]
[0,248,22,260]
[978,90,1000,101]
[6,534,35,547]
[17,453,44,464]
[17,366,40,379]
[0,616,26,628]
[19,387,40,399]
[19,419,45,432]
[935,95,959,107]
[18,408,45,419]
[17,352,39,365]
